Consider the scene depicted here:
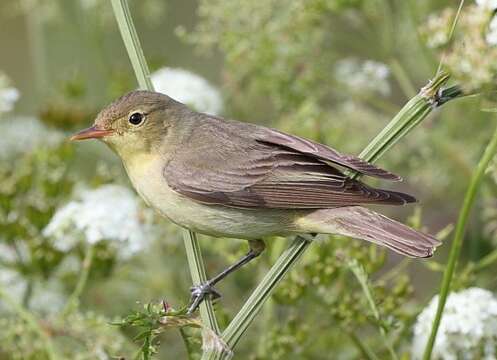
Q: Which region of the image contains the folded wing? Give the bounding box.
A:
[165,117,413,209]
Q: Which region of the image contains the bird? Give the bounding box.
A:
[71,90,440,313]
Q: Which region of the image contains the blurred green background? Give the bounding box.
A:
[1,0,497,359]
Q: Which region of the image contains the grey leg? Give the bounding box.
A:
[187,239,266,314]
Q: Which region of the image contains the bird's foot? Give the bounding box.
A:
[187,282,221,314]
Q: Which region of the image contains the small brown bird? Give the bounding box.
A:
[71,90,440,312]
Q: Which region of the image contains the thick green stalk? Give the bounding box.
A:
[109,0,153,90]
[209,72,460,359]
[182,231,221,334]
[24,0,48,96]
[109,0,219,334]
[356,72,450,166]
[422,124,497,360]
[215,236,311,354]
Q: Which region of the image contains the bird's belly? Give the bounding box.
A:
[125,158,297,239]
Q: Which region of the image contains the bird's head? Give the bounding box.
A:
[71,90,187,159]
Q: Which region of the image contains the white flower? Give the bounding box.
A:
[0,116,62,158]
[43,184,151,259]
[334,58,391,96]
[0,269,65,314]
[411,287,497,360]
[487,16,497,45]
[151,67,223,115]
[476,0,497,10]
[0,117,63,159]
[0,72,20,114]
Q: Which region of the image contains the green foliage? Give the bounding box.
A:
[0,145,76,280]
[0,311,135,359]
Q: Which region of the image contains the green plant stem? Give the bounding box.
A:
[110,0,153,90]
[182,231,221,334]
[23,0,48,95]
[355,72,450,167]
[474,247,497,271]
[109,0,220,337]
[422,124,497,360]
[348,259,398,360]
[0,285,58,360]
[209,72,460,360]
[22,280,34,308]
[61,245,95,317]
[218,236,311,351]
[436,0,465,74]
[346,328,381,360]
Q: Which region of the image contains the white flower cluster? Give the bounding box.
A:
[475,0,497,46]
[476,0,497,10]
[0,72,20,114]
[0,268,66,314]
[151,67,223,115]
[487,17,497,46]
[0,117,63,159]
[43,184,151,259]
[411,287,497,360]
[334,58,391,96]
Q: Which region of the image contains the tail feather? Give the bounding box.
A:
[299,206,441,258]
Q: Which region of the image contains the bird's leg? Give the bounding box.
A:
[187,239,266,314]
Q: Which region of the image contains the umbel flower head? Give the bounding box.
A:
[151,67,223,115]
[411,287,497,360]
[420,2,497,94]
[43,184,152,259]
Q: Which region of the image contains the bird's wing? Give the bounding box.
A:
[164,118,413,209]
[251,126,401,181]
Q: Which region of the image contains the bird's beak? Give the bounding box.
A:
[70,126,114,141]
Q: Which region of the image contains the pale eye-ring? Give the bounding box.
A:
[128,112,144,125]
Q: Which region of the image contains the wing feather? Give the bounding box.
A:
[253,127,401,181]
[164,117,413,209]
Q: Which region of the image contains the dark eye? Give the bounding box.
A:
[129,112,144,125]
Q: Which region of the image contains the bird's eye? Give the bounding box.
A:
[129,112,144,125]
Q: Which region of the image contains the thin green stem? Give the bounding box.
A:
[61,245,95,317]
[348,259,398,360]
[0,285,58,360]
[183,231,221,334]
[110,0,153,90]
[422,125,497,360]
[109,0,219,337]
[474,247,497,272]
[22,280,34,308]
[346,329,381,360]
[436,0,465,75]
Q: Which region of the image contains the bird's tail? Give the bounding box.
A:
[296,206,441,258]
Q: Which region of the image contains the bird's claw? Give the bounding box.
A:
[187,282,221,314]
